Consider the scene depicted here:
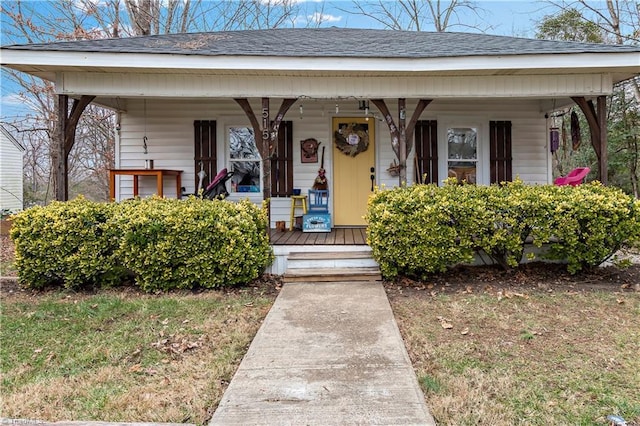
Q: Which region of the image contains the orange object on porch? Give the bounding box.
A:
[109,169,183,200]
[553,167,590,186]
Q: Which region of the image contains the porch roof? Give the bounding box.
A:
[5,28,639,58]
[2,28,639,85]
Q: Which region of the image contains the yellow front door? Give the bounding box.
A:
[332,118,375,226]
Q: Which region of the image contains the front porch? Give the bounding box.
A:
[267,227,374,275]
[269,226,368,246]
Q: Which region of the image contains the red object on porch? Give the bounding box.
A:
[554,167,590,186]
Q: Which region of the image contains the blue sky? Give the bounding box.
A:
[0,1,554,121]
[322,1,552,36]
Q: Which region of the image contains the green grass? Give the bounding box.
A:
[1,287,276,424]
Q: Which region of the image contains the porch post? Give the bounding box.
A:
[597,96,608,185]
[54,95,69,201]
[234,98,297,228]
[571,96,608,184]
[398,99,407,184]
[371,99,432,186]
[54,94,96,201]
[261,98,271,202]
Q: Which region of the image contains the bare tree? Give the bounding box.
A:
[545,0,640,103]
[347,0,490,32]
[539,1,640,195]
[2,0,317,202]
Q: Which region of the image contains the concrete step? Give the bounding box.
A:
[283,267,382,283]
[286,251,379,270]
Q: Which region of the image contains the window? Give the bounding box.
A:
[228,127,261,193]
[447,127,478,184]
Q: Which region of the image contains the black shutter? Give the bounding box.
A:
[490,121,512,184]
[414,120,438,184]
[194,120,217,191]
[271,121,293,197]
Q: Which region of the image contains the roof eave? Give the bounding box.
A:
[2,49,639,69]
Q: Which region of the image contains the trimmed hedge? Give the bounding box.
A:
[10,197,126,289]
[10,196,274,291]
[366,180,640,279]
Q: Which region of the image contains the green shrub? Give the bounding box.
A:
[366,181,640,279]
[366,183,481,278]
[113,197,273,292]
[472,180,554,269]
[10,197,126,289]
[10,197,274,292]
[544,182,640,273]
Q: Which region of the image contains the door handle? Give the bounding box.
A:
[370,167,375,191]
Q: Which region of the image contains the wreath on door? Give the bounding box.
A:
[334,123,369,157]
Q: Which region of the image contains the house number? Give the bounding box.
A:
[262,108,269,140]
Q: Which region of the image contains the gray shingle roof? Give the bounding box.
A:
[3,28,639,58]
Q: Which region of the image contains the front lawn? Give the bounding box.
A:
[388,265,640,426]
[0,282,278,424]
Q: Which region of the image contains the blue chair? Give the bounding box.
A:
[308,190,329,213]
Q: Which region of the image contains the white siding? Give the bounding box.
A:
[0,128,25,213]
[118,98,550,227]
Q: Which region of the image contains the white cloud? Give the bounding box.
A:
[301,12,343,25]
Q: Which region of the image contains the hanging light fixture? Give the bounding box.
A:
[299,104,304,120]
[359,100,370,120]
[335,103,339,114]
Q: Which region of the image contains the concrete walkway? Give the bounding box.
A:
[210,281,436,425]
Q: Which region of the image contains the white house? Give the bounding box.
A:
[0,126,25,213]
[1,28,639,230]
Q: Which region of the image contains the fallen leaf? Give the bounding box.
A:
[33,348,43,354]
[616,298,625,304]
[461,328,470,335]
[129,364,142,373]
[437,316,453,329]
[182,319,190,324]
[441,321,453,329]
[161,318,169,325]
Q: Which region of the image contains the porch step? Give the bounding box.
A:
[283,250,382,283]
[283,267,382,283]
[287,251,378,269]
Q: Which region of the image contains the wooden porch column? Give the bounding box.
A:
[54,94,96,201]
[371,99,432,185]
[234,97,296,221]
[571,96,608,184]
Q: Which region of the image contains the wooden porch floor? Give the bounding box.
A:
[269,227,368,245]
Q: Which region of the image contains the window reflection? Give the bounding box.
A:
[229,127,261,192]
[447,127,477,184]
